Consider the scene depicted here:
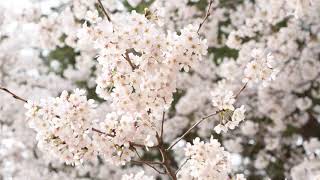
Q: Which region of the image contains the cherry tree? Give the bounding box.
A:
[0,0,320,179]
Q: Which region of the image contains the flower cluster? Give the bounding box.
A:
[88,11,207,115]
[77,10,207,165]
[92,112,155,165]
[242,49,278,86]
[178,137,231,180]
[210,81,247,134]
[25,89,96,165]
[1,0,320,179]
[121,171,154,180]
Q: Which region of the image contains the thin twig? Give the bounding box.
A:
[234,82,248,99]
[92,128,116,137]
[131,149,163,166]
[158,143,177,180]
[197,0,244,33]
[97,0,111,21]
[131,159,162,165]
[175,158,190,175]
[0,87,27,103]
[129,142,158,149]
[197,0,214,33]
[122,51,136,70]
[155,133,177,180]
[166,111,220,151]
[160,111,165,140]
[131,147,166,174]
[131,160,166,174]
[167,81,249,151]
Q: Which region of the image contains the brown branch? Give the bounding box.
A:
[160,111,165,140]
[175,158,190,175]
[97,0,111,21]
[131,159,163,165]
[197,0,214,33]
[128,113,177,179]
[0,86,27,103]
[155,133,177,180]
[129,142,158,149]
[92,128,116,137]
[234,82,248,99]
[131,147,166,174]
[131,160,166,174]
[167,81,248,151]
[166,111,220,151]
[197,0,244,34]
[122,51,137,70]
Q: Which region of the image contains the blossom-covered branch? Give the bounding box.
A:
[1,0,319,179]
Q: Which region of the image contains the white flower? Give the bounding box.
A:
[291,160,320,180]
[241,121,258,136]
[228,105,246,129]
[224,138,243,153]
[214,105,246,134]
[243,49,278,86]
[254,152,269,170]
[294,0,312,18]
[235,174,246,180]
[79,11,208,166]
[24,100,39,118]
[226,31,242,50]
[211,90,235,111]
[181,136,231,180]
[85,10,102,23]
[25,89,96,165]
[264,137,280,151]
[295,97,312,111]
[214,124,228,134]
[303,138,320,157]
[121,171,154,180]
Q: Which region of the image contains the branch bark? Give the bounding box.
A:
[122,50,137,70]
[166,111,220,151]
[160,111,165,140]
[166,82,248,151]
[197,0,214,33]
[92,127,116,137]
[97,0,111,21]
[156,134,177,180]
[175,158,190,175]
[0,86,27,103]
[234,82,248,99]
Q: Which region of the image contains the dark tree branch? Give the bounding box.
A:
[129,142,158,149]
[197,0,244,34]
[234,82,248,99]
[160,111,165,140]
[155,134,177,180]
[122,50,137,70]
[131,160,166,174]
[167,82,248,151]
[97,0,111,21]
[175,158,190,175]
[197,0,214,33]
[92,128,116,137]
[0,86,27,103]
[131,147,166,174]
[166,111,220,151]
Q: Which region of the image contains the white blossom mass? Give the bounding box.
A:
[0,0,320,180]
